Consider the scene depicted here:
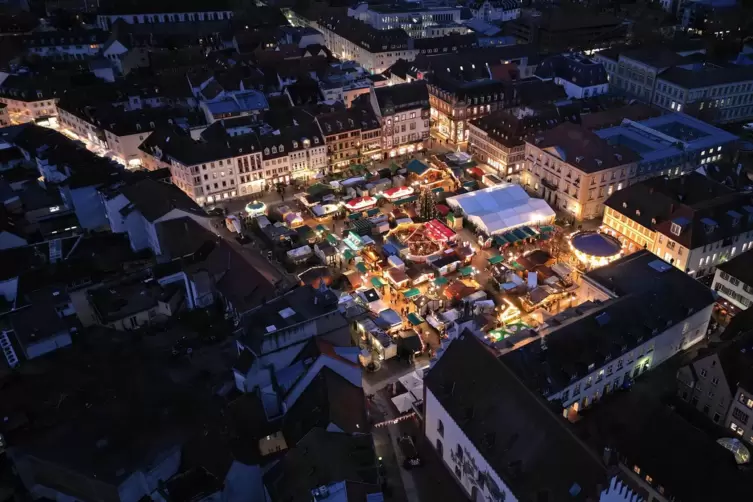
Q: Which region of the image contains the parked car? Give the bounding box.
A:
[398,435,422,469]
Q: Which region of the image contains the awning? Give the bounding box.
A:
[356,262,368,274]
[513,228,528,240]
[343,249,355,261]
[521,226,538,237]
[403,288,421,299]
[432,187,444,194]
[433,276,449,286]
[502,231,520,243]
[316,224,328,233]
[367,208,381,217]
[371,276,386,288]
[494,235,510,246]
[407,313,424,326]
[459,265,474,277]
[540,225,555,233]
[349,213,362,220]
[488,255,504,265]
[393,195,418,206]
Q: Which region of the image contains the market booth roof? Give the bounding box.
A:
[459,265,474,277]
[407,312,424,325]
[356,262,368,274]
[371,276,386,288]
[403,288,421,299]
[488,255,504,265]
[433,276,449,286]
[407,159,430,175]
[446,184,555,236]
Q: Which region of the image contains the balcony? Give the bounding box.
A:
[541,178,559,191]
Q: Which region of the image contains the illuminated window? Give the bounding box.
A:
[633,465,641,475]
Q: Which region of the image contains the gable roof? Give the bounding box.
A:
[425,333,610,501]
[119,179,207,222]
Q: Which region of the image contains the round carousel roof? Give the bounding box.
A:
[570,232,622,257]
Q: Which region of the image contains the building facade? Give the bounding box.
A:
[371,81,430,158]
[710,250,753,309]
[603,173,753,276]
[313,15,418,74]
[522,123,641,220]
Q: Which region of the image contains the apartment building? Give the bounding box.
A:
[370,81,430,158]
[468,104,580,180]
[313,14,418,75]
[347,3,466,39]
[96,3,234,30]
[424,332,645,502]
[506,8,626,52]
[140,127,262,205]
[57,99,202,167]
[594,112,737,182]
[503,250,714,417]
[428,76,508,146]
[594,44,753,123]
[603,173,753,276]
[0,75,59,124]
[316,106,382,172]
[521,122,641,220]
[534,52,609,99]
[677,322,753,445]
[21,29,108,60]
[470,0,521,22]
[711,249,753,309]
[258,125,328,185]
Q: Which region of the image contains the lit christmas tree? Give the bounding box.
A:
[418,186,437,222]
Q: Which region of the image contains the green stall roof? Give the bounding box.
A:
[343,249,355,261]
[371,276,386,288]
[459,265,474,277]
[407,313,424,326]
[403,288,421,299]
[488,255,504,265]
[326,234,339,245]
[433,276,449,286]
[356,262,368,274]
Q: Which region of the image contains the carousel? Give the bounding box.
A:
[244,201,267,216]
[385,222,450,263]
[569,231,624,269]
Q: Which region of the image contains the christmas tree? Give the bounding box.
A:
[418,186,437,222]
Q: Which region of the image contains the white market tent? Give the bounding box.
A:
[446,183,555,235]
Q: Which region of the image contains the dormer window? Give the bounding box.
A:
[293,140,299,148]
[636,209,641,216]
[702,217,718,234]
[314,137,319,144]
[670,222,682,236]
[264,148,270,155]
[271,146,277,154]
[279,145,284,152]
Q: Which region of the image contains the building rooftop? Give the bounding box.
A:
[604,173,753,250]
[119,179,207,223]
[87,279,170,324]
[374,80,429,114]
[717,248,753,287]
[503,253,715,394]
[659,63,753,89]
[535,53,608,88]
[316,14,411,54]
[239,286,339,345]
[424,333,611,501]
[532,122,642,173]
[263,428,379,502]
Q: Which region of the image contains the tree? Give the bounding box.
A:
[417,187,437,222]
